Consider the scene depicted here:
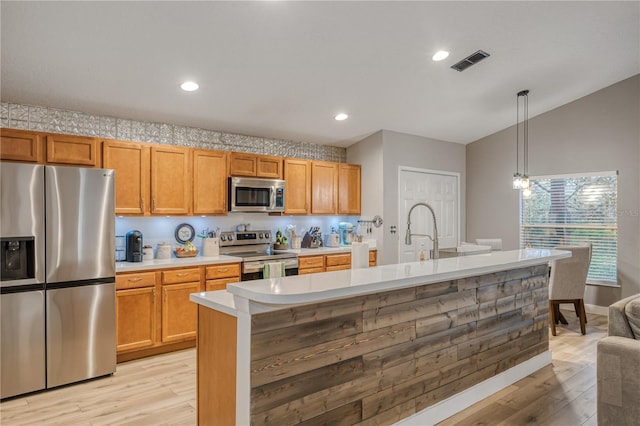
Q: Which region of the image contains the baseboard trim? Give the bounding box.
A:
[395,351,552,426]
[584,303,609,317]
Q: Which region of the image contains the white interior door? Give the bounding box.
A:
[398,168,459,262]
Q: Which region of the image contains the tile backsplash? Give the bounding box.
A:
[1,102,346,162]
[116,214,356,254]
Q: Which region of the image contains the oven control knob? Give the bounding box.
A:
[259,233,264,239]
[228,235,234,241]
[220,235,226,242]
[265,232,270,239]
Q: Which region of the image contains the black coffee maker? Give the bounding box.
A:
[125,230,143,262]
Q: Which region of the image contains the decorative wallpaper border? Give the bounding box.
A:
[0,102,346,162]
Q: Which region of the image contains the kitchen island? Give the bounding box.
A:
[190,249,569,425]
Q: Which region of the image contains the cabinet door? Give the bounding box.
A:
[369,250,377,267]
[116,287,156,352]
[46,134,98,166]
[256,155,283,179]
[229,153,256,176]
[284,159,310,214]
[0,129,43,163]
[311,161,338,214]
[193,149,227,215]
[151,146,191,215]
[103,140,150,215]
[162,282,200,343]
[206,277,240,292]
[338,164,361,215]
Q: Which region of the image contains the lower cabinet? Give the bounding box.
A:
[205,263,241,291]
[298,250,377,274]
[162,282,200,342]
[115,262,240,362]
[325,253,351,272]
[116,286,156,352]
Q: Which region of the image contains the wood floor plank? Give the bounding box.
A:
[0,311,608,426]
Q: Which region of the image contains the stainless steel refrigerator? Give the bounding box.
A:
[1,163,116,399]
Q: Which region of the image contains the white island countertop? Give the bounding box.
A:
[223,249,569,306]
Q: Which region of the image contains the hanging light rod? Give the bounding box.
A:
[513,89,531,190]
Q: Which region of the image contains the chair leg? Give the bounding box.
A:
[549,300,557,336]
[578,299,587,335]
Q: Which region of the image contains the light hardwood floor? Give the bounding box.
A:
[1,310,607,425]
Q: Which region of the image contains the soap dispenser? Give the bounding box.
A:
[419,243,426,262]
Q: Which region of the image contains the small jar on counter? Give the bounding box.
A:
[142,245,154,262]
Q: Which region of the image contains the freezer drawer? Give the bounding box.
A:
[1,290,46,399]
[46,282,116,388]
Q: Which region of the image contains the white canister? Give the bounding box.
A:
[142,245,154,262]
[156,242,172,260]
[202,238,220,257]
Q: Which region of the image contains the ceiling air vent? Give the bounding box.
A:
[450,50,490,72]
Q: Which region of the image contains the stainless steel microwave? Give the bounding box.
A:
[228,177,285,213]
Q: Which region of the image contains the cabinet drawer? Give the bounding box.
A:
[299,267,325,275]
[162,268,201,284]
[325,253,351,267]
[326,264,351,272]
[116,272,156,290]
[206,263,241,280]
[206,277,240,292]
[299,255,324,269]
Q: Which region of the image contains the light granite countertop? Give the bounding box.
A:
[116,255,243,273]
[190,249,569,311]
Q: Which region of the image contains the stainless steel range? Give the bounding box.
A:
[219,230,298,280]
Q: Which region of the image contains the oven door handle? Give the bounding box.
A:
[243,258,298,274]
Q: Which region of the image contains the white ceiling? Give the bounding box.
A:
[2,1,638,147]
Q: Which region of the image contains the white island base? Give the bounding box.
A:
[191,249,569,425]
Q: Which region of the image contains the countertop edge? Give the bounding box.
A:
[116,255,243,273]
[225,249,569,306]
[190,291,237,317]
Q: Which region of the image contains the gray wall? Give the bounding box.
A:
[349,129,466,265]
[346,131,385,255]
[467,74,640,306]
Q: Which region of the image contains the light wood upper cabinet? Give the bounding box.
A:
[46,134,99,166]
[0,129,43,163]
[338,163,361,215]
[151,146,191,215]
[103,140,150,215]
[311,161,338,214]
[256,155,283,179]
[229,153,256,176]
[229,153,283,179]
[284,159,311,214]
[193,149,227,215]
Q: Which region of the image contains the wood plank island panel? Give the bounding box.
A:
[248,264,550,425]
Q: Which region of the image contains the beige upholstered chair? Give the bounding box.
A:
[597,294,640,425]
[548,244,592,336]
[475,238,503,251]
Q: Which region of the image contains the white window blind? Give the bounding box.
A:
[520,171,618,284]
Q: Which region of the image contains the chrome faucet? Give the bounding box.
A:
[405,202,439,260]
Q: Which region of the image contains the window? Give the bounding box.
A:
[520,171,618,285]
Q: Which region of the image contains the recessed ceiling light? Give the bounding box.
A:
[432,50,450,61]
[334,113,348,121]
[180,81,199,91]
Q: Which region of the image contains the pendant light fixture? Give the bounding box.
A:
[513,89,530,190]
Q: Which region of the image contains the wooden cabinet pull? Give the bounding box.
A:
[128,277,142,282]
[176,273,189,277]
[218,268,228,272]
